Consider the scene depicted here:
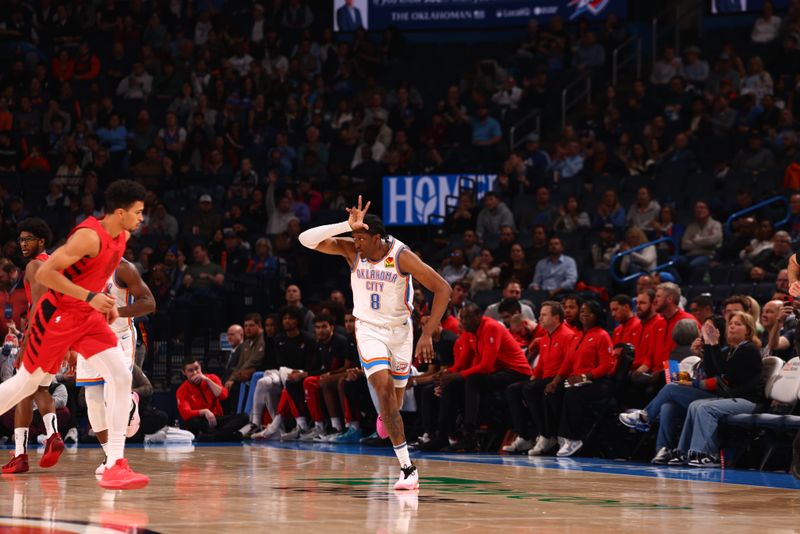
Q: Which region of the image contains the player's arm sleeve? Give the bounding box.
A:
[209,374,229,402]
[460,324,500,378]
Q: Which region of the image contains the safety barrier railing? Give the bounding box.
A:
[610,237,678,283]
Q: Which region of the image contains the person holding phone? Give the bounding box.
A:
[621,313,763,467]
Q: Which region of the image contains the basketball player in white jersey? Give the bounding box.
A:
[299,197,451,490]
[76,258,155,474]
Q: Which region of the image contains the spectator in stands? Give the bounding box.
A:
[524,224,549,267]
[504,301,575,455]
[176,358,248,442]
[183,244,224,292]
[618,227,657,275]
[622,312,762,467]
[626,187,660,232]
[549,140,584,194]
[444,192,478,235]
[740,220,775,263]
[492,225,517,266]
[521,186,558,232]
[553,195,590,233]
[611,295,642,348]
[689,295,715,325]
[760,300,794,359]
[776,269,790,296]
[740,56,773,105]
[439,248,469,285]
[573,32,605,71]
[224,314,266,416]
[746,231,793,281]
[220,229,249,275]
[591,223,619,269]
[651,47,682,86]
[476,191,515,243]
[750,0,781,44]
[184,194,222,240]
[466,248,500,294]
[593,189,625,231]
[266,175,300,236]
[470,104,502,151]
[680,201,723,276]
[462,229,481,262]
[427,303,531,452]
[223,324,244,378]
[499,243,534,289]
[530,236,577,295]
[285,284,315,333]
[723,295,751,324]
[485,278,536,322]
[681,46,709,87]
[733,134,775,175]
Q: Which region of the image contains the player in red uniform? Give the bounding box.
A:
[0,180,149,490]
[2,218,63,474]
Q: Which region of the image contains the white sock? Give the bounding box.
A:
[314,420,324,431]
[331,417,343,432]
[14,428,27,456]
[43,413,58,438]
[347,421,360,430]
[296,416,309,431]
[393,441,411,468]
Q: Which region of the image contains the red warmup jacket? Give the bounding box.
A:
[532,322,577,379]
[612,315,642,349]
[558,326,615,379]
[176,374,229,420]
[449,332,477,373]
[459,317,532,378]
[655,309,701,369]
[635,313,667,369]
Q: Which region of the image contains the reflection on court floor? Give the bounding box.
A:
[0,442,799,533]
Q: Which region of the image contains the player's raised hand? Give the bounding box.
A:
[346,195,371,231]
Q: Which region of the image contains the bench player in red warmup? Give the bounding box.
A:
[299,196,452,490]
[0,180,149,490]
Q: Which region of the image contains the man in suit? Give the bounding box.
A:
[337,0,364,31]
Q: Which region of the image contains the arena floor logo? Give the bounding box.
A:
[292,476,692,510]
[567,0,609,19]
[0,515,159,533]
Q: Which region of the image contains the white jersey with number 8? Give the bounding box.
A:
[350,237,413,327]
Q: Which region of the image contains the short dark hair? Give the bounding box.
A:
[279,305,305,324]
[503,278,522,290]
[460,301,483,317]
[452,279,470,290]
[361,214,387,237]
[105,179,146,212]
[540,300,564,321]
[264,313,279,325]
[610,294,632,308]
[690,294,714,309]
[638,288,656,302]
[181,357,199,369]
[581,299,606,326]
[244,312,263,325]
[498,298,522,315]
[18,217,52,247]
[314,313,335,326]
[561,293,584,307]
[723,295,750,312]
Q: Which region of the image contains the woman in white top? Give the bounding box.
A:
[619,227,657,274]
[751,1,781,44]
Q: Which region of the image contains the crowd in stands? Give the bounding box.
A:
[0,0,799,466]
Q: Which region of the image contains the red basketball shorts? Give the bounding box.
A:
[23,298,119,375]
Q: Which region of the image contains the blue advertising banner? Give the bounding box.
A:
[334,0,626,32]
[382,174,497,226]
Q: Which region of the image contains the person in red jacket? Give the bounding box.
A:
[621,288,668,408]
[421,303,531,452]
[653,282,700,372]
[176,358,248,441]
[544,300,615,457]
[610,294,642,348]
[503,301,576,455]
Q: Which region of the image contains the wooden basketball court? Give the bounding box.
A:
[1,442,799,532]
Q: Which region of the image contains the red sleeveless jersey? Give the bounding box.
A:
[24,252,49,306]
[51,217,126,310]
